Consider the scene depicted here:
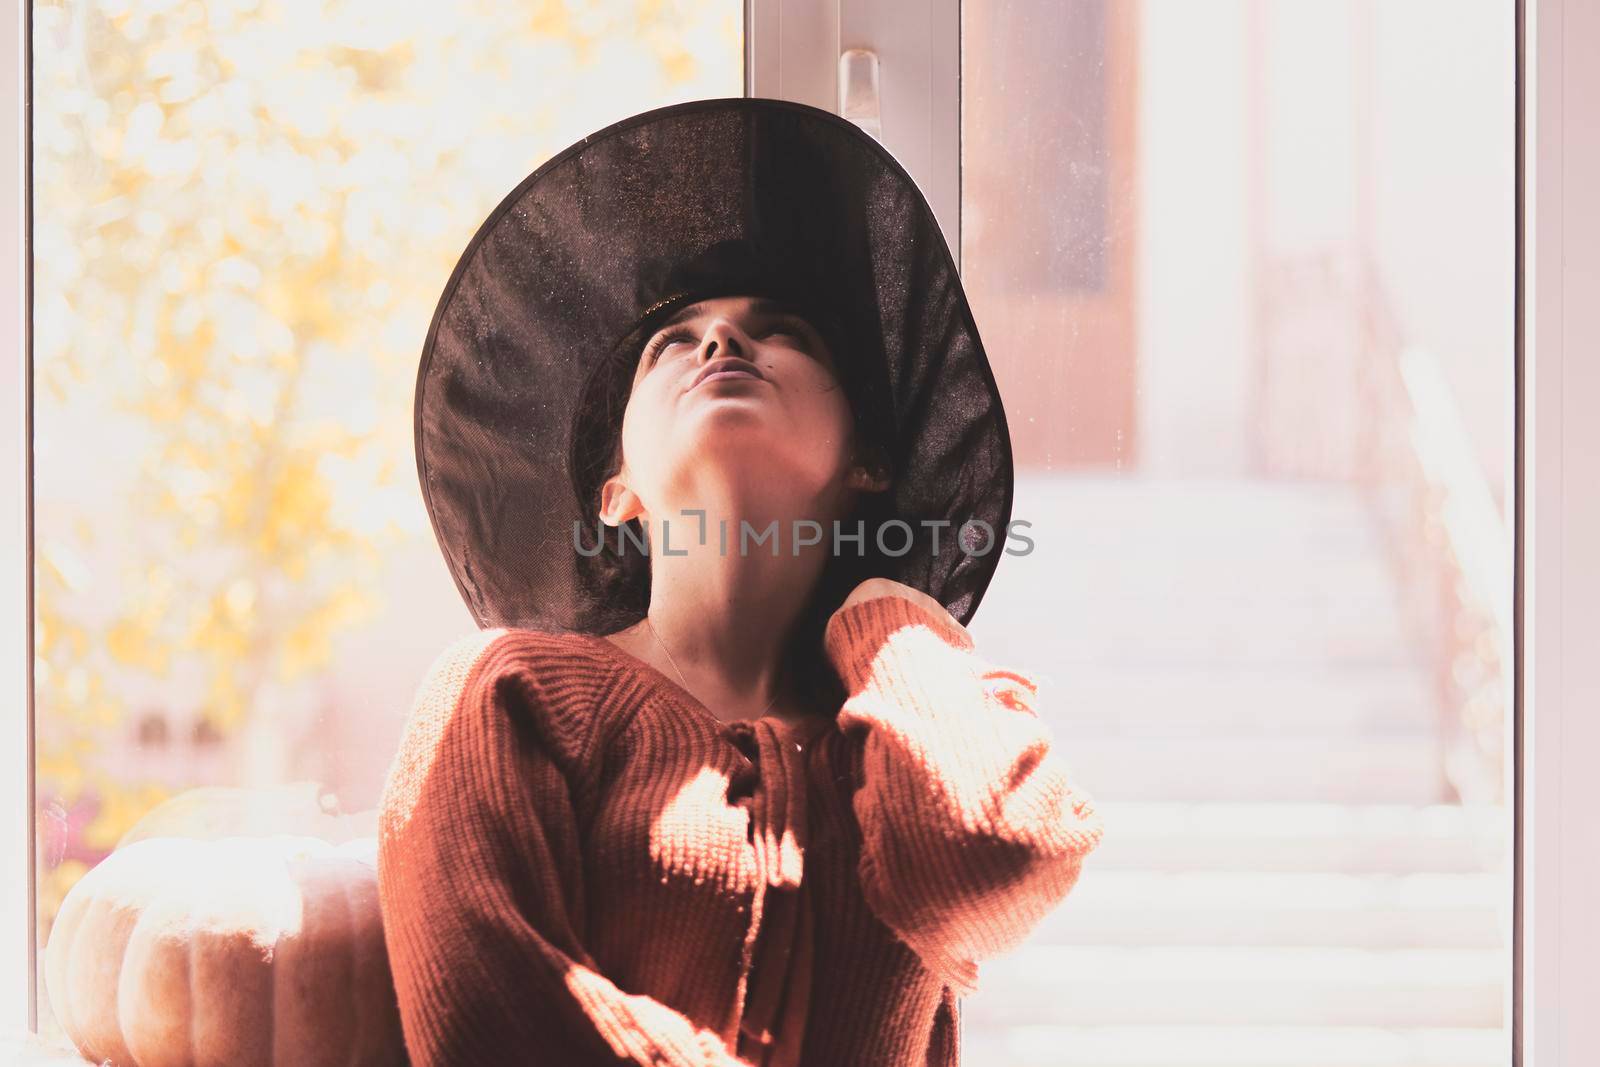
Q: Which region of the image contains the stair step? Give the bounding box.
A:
[1066,736,1445,803]
[1007,476,1390,550]
[981,479,1419,672]
[960,1023,1506,1067]
[1040,664,1436,738]
[966,946,1504,1029]
[1084,802,1508,874]
[1035,870,1505,949]
[982,601,1418,672]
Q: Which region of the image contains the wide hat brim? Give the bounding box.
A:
[416,96,1015,635]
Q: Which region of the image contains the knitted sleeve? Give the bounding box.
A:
[376,630,753,1067]
[822,595,1105,997]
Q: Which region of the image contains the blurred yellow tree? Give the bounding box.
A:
[29,0,741,970]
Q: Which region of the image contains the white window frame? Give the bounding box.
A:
[1519,0,1600,1062]
[3,0,31,1039]
[6,1,1598,1061]
[746,0,961,265]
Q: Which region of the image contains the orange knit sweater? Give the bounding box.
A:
[376,594,1104,1066]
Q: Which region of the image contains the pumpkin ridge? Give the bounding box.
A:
[337,864,361,1067]
[187,929,198,1066]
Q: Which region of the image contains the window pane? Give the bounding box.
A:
[31,0,741,1045]
[962,1,1512,1062]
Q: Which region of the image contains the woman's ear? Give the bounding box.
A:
[598,474,646,527]
[844,442,892,493]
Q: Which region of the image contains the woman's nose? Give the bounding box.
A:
[700,318,749,362]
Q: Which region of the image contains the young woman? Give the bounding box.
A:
[378,97,1104,1067]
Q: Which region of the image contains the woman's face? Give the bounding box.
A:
[603,294,867,527]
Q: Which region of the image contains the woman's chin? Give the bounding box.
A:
[667,421,824,477]
[677,399,775,437]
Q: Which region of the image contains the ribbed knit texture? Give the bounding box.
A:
[376,595,1104,1066]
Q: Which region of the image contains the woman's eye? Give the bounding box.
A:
[763,322,810,346]
[645,317,811,365]
[646,328,697,363]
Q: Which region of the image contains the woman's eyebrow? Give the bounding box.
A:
[653,297,801,333]
[655,301,710,331]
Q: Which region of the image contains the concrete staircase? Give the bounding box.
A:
[960,477,1509,1067]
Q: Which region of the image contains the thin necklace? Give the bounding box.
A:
[645,615,779,721]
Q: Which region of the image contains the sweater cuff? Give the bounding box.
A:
[823,595,975,693]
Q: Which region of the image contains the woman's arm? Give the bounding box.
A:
[377,630,752,1067]
[822,586,1105,996]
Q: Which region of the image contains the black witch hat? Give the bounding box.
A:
[415,96,1014,635]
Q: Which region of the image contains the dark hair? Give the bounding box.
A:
[566,294,898,713]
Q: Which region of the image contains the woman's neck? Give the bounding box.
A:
[646,547,820,720]
[608,466,853,723]
[610,513,836,724]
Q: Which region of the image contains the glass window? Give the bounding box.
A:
[961,1,1512,1062]
[31,0,741,1046]
[25,1,1519,1059]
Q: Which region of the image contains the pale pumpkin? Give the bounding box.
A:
[44,834,406,1067]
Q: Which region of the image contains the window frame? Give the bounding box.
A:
[746,0,961,264]
[1517,0,1600,1061]
[5,1,1594,1061]
[3,0,31,1038]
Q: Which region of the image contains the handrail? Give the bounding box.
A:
[1391,344,1512,806]
[1253,248,1510,805]
[1397,346,1512,641]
